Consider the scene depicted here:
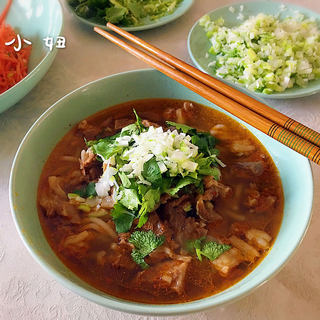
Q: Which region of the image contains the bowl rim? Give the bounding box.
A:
[65,0,194,32]
[187,0,320,99]
[0,0,64,109]
[9,69,314,316]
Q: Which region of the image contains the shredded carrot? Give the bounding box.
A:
[0,0,32,94]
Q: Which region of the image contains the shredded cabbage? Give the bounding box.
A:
[200,13,320,94]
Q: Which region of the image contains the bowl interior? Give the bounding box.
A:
[188,0,320,99]
[0,0,63,113]
[10,69,313,315]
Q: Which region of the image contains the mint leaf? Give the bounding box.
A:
[201,241,231,261]
[129,230,165,269]
[187,237,231,261]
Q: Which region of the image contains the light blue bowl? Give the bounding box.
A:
[188,1,320,99]
[0,0,63,113]
[10,69,313,315]
[66,0,194,32]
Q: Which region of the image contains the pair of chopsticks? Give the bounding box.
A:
[94,23,320,165]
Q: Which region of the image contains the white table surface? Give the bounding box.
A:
[1,0,319,319]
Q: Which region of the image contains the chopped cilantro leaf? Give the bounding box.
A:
[198,167,221,180]
[129,230,165,269]
[111,203,136,233]
[137,188,160,228]
[167,177,197,196]
[118,171,131,188]
[119,187,141,211]
[92,140,124,160]
[73,182,97,198]
[120,123,139,136]
[166,121,196,134]
[142,157,162,187]
[133,109,145,134]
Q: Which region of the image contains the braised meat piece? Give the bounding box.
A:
[133,257,191,295]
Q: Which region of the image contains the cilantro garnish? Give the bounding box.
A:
[129,230,165,269]
[86,112,224,233]
[73,182,97,198]
[142,157,162,187]
[111,203,136,233]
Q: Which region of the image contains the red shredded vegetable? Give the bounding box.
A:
[0,0,32,94]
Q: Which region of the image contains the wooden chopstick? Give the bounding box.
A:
[94,26,320,165]
[106,22,320,149]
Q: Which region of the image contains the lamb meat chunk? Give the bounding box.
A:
[163,195,208,246]
[133,258,191,295]
[109,243,138,272]
[77,120,101,140]
[141,212,179,250]
[141,212,167,236]
[245,184,277,213]
[172,212,208,246]
[39,187,81,224]
[196,197,222,223]
[114,118,135,129]
[203,176,232,199]
[79,148,101,178]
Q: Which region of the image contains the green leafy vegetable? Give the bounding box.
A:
[69,0,182,27]
[87,111,224,232]
[73,182,97,198]
[167,177,197,196]
[111,203,136,233]
[166,121,218,156]
[105,7,127,23]
[201,241,231,261]
[187,237,231,261]
[92,140,124,160]
[119,187,141,210]
[133,109,145,134]
[129,230,165,269]
[118,171,131,188]
[137,188,161,228]
[166,121,196,134]
[142,157,162,187]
